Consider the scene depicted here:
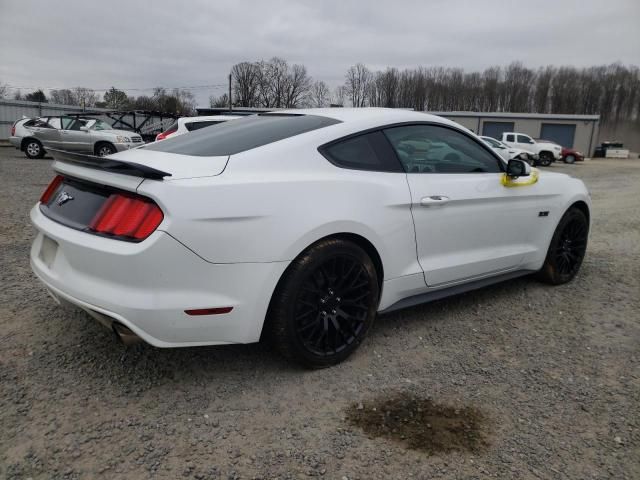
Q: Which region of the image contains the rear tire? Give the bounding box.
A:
[536,208,589,285]
[564,154,576,164]
[267,238,379,368]
[24,139,44,159]
[538,152,553,167]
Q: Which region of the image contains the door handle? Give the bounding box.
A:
[420,195,450,206]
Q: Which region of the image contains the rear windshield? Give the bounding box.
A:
[184,120,222,132]
[145,114,341,156]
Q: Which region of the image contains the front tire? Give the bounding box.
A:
[564,154,576,164]
[24,139,45,159]
[96,142,116,157]
[267,239,379,368]
[537,208,589,285]
[538,152,553,167]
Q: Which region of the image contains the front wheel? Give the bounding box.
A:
[267,239,379,368]
[538,152,553,167]
[564,154,576,164]
[96,143,116,157]
[537,208,589,285]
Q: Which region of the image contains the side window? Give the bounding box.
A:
[505,134,515,142]
[61,118,84,130]
[46,118,61,129]
[185,120,221,132]
[384,125,503,174]
[320,131,402,172]
[61,117,74,129]
[517,134,533,144]
[33,118,52,128]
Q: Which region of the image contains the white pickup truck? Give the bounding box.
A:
[500,132,562,166]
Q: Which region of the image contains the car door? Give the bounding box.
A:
[515,134,536,154]
[32,117,63,149]
[384,124,542,287]
[60,118,92,152]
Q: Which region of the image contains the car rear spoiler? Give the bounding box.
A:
[47,148,171,180]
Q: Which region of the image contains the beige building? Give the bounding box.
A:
[433,112,600,155]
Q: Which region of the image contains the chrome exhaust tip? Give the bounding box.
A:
[112,323,142,346]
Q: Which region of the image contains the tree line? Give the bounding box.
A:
[2,61,639,124]
[227,59,639,124]
[0,85,197,116]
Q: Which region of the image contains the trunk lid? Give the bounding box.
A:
[108,147,230,180]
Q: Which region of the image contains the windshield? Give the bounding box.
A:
[482,137,502,148]
[86,119,113,131]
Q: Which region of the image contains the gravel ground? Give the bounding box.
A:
[1,147,638,479]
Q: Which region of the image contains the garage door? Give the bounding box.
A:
[482,121,515,139]
[540,123,576,148]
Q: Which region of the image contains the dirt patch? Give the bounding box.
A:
[345,392,488,454]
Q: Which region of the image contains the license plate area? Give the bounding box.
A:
[40,177,112,232]
[39,235,59,268]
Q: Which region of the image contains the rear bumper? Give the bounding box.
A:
[30,205,288,347]
[9,136,21,148]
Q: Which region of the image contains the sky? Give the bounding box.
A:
[1,0,639,106]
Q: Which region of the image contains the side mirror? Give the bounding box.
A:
[506,159,531,177]
[80,126,89,132]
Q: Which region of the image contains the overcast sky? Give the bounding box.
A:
[1,0,639,105]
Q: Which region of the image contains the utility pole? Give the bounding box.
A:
[228,74,232,111]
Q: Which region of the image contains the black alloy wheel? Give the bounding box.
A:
[537,208,589,284]
[538,152,553,166]
[268,238,379,368]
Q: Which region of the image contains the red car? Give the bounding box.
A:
[561,147,584,164]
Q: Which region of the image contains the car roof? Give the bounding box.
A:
[271,108,464,134]
[180,115,244,122]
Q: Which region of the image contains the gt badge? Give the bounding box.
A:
[56,191,74,206]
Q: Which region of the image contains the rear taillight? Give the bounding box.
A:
[89,193,163,241]
[11,125,16,136]
[155,129,176,141]
[40,175,64,204]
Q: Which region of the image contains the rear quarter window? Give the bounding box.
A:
[319,131,402,172]
[146,114,341,156]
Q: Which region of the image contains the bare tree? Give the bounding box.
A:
[344,63,372,107]
[232,62,260,106]
[0,82,8,99]
[209,93,229,108]
[332,85,347,106]
[50,89,76,105]
[309,80,331,107]
[73,87,98,108]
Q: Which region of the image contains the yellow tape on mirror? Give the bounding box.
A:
[501,168,540,187]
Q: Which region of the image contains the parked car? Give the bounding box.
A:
[32,116,144,157]
[31,108,590,368]
[155,115,243,141]
[10,117,50,159]
[500,132,562,166]
[480,136,536,164]
[561,147,584,163]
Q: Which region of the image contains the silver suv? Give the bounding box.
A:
[9,117,50,159]
[28,116,144,157]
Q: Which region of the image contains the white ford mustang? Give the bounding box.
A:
[30,108,590,367]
